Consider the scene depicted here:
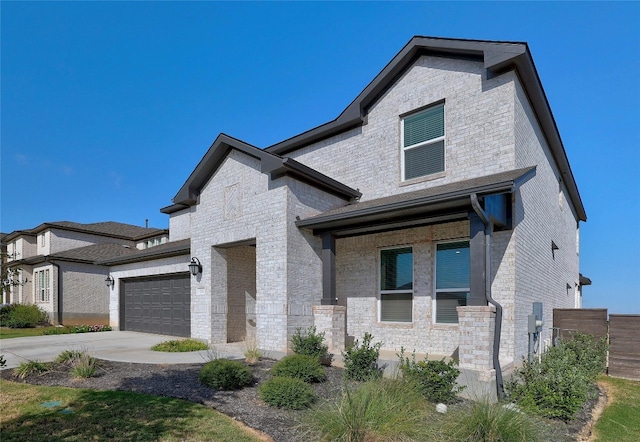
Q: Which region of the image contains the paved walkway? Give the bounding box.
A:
[0,331,245,370]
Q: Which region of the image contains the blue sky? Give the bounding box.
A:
[1,2,638,313]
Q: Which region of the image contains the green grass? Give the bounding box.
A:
[593,376,640,441]
[0,326,59,339]
[151,338,209,352]
[0,380,265,442]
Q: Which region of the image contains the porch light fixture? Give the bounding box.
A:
[105,275,114,287]
[189,257,202,276]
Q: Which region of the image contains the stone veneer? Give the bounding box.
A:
[313,305,347,356]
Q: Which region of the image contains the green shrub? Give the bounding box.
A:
[199,359,253,390]
[398,348,465,403]
[42,324,113,335]
[291,326,329,360]
[151,338,209,352]
[271,354,326,383]
[454,400,541,442]
[13,360,52,379]
[5,304,48,328]
[259,376,315,410]
[562,331,608,380]
[303,378,434,441]
[342,332,382,381]
[505,343,595,420]
[0,303,16,326]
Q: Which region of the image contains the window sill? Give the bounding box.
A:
[378,321,414,328]
[400,171,446,187]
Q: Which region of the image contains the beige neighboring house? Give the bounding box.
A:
[102,36,588,400]
[3,221,167,325]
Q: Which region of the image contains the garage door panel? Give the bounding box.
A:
[123,273,190,337]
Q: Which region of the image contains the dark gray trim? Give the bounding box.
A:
[321,234,337,305]
[160,203,190,215]
[579,274,592,286]
[264,36,585,222]
[169,133,359,207]
[296,167,535,236]
[468,212,487,307]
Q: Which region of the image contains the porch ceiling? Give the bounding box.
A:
[296,166,536,237]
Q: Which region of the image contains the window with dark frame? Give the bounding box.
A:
[435,241,470,324]
[380,247,413,322]
[402,103,445,180]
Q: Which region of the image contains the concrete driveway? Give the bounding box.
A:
[0,331,244,370]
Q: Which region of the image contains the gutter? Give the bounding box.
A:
[470,193,505,399]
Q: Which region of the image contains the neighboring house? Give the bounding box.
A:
[4,221,168,325]
[105,36,587,398]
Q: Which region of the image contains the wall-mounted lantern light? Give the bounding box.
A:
[189,257,202,276]
[105,275,114,287]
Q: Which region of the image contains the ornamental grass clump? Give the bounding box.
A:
[70,353,99,378]
[199,359,253,390]
[13,360,52,379]
[303,377,435,442]
[271,354,326,383]
[453,399,541,442]
[259,376,316,410]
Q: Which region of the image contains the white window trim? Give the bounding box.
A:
[378,245,414,324]
[433,239,470,325]
[400,103,446,182]
[34,268,51,303]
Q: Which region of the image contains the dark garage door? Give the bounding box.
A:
[122,273,190,337]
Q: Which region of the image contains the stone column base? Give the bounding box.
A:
[313,305,346,356]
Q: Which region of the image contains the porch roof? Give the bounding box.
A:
[296,167,536,237]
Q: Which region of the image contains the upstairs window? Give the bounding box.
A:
[380,247,413,322]
[402,104,445,180]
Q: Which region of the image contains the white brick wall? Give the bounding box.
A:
[336,222,470,357]
[169,208,192,241]
[512,81,580,362]
[289,56,516,202]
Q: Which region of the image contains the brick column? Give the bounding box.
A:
[313,305,346,356]
[457,305,498,400]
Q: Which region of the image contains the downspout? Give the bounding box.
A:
[46,259,63,325]
[471,193,505,399]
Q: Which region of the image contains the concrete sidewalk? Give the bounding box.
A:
[0,331,245,370]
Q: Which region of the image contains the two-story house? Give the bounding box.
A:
[4,221,168,325]
[105,36,587,398]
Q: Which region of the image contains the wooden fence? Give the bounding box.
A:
[553,309,640,381]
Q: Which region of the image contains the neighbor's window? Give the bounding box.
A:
[380,247,413,322]
[435,241,469,324]
[402,103,445,180]
[35,269,50,303]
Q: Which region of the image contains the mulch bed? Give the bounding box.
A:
[0,359,342,442]
[0,358,599,442]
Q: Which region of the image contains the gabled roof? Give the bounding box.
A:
[4,221,167,242]
[264,36,586,222]
[164,133,361,212]
[297,167,536,237]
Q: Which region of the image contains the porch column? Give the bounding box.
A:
[469,212,487,306]
[321,234,337,305]
[456,305,497,402]
[313,305,346,355]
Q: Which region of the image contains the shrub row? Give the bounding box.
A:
[0,303,48,328]
[506,332,608,420]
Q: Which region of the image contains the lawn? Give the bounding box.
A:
[0,380,266,442]
[0,326,59,339]
[592,376,640,441]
